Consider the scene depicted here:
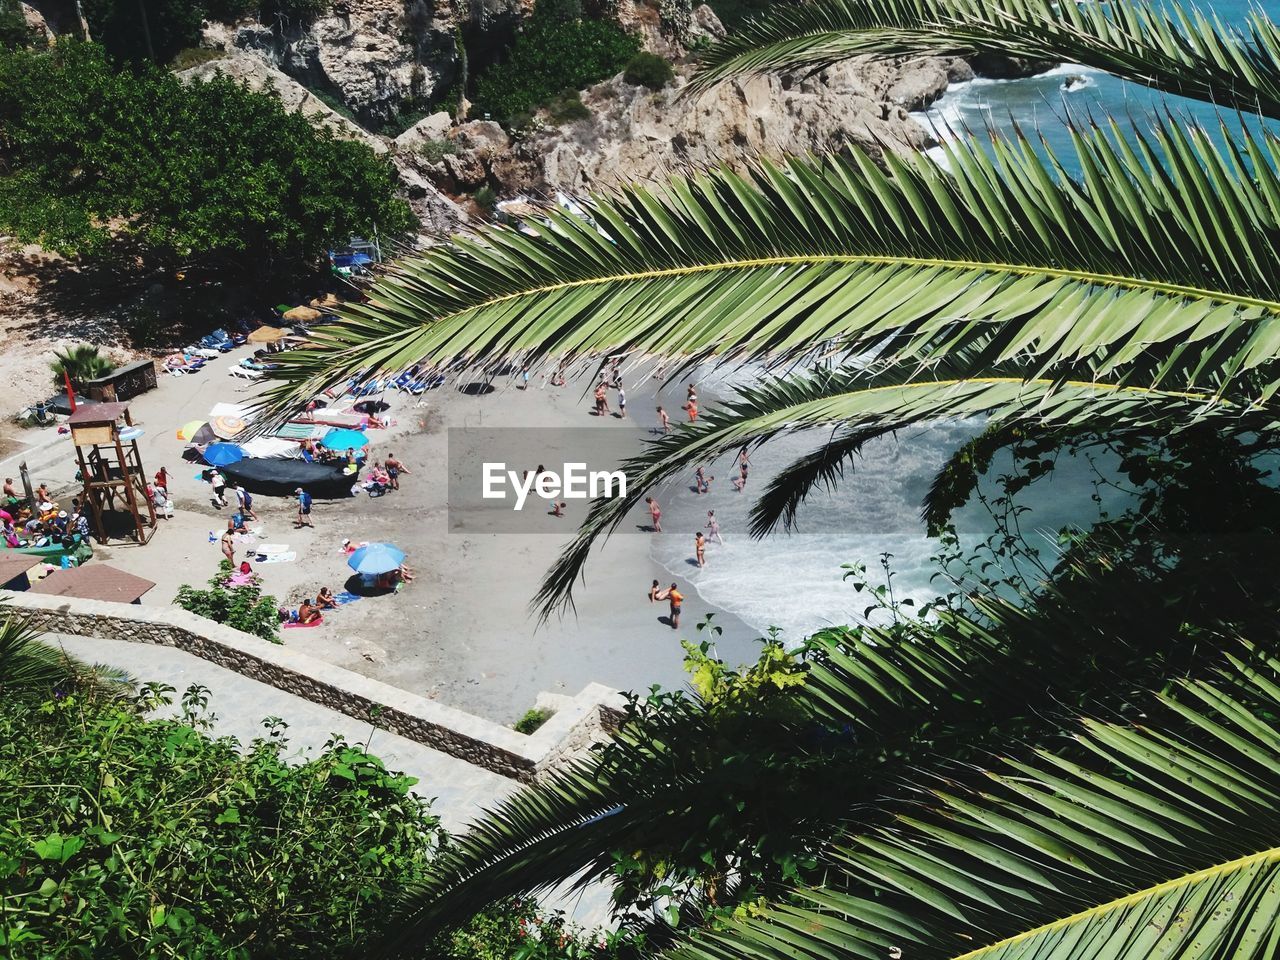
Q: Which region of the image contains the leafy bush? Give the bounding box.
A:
[419,137,459,163]
[0,682,441,958]
[0,41,413,278]
[474,185,499,212]
[49,343,113,388]
[169,46,227,70]
[623,51,674,90]
[82,0,206,63]
[436,898,639,959]
[547,91,591,123]
[472,2,639,125]
[0,0,36,50]
[260,0,329,26]
[203,0,259,22]
[175,561,281,642]
[513,706,555,734]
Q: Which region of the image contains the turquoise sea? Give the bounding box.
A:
[650,2,1276,644]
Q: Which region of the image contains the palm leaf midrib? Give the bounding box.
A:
[944,844,1280,960]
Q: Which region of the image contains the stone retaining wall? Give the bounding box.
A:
[2,591,624,783]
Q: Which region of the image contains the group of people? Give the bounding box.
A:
[284,586,337,626]
[0,479,90,550]
[648,580,685,629]
[655,383,700,435]
[358,453,410,497]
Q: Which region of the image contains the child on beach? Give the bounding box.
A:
[695,531,706,568]
[645,496,662,532]
[648,579,661,602]
[656,406,670,434]
[706,510,723,544]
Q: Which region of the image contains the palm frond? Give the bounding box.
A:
[690,0,1280,120]
[534,368,1269,617]
[0,611,115,697]
[673,642,1280,960]
[262,121,1280,416]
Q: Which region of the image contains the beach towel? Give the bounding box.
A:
[284,615,323,628]
[224,572,255,587]
[257,552,296,564]
[333,591,362,605]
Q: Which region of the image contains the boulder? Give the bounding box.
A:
[688,3,725,42]
[394,111,454,153]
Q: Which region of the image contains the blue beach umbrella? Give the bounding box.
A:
[204,443,244,466]
[347,542,406,575]
[321,428,369,451]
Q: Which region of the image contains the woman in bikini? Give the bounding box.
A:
[645,496,662,532]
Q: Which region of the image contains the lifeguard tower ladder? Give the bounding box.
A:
[68,403,157,545]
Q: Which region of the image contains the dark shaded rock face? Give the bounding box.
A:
[968,52,1058,79]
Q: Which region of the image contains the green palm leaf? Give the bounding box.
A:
[690,0,1280,120]
[262,121,1280,416]
[672,644,1280,960]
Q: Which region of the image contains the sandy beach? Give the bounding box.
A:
[3,347,764,723]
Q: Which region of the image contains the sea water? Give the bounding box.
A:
[651,3,1280,643]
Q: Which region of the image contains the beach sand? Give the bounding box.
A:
[9,347,765,724]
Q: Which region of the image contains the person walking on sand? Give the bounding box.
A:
[295,487,314,528]
[209,469,229,508]
[695,531,706,568]
[220,527,235,564]
[617,385,626,418]
[645,496,662,532]
[595,382,611,416]
[234,483,258,522]
[384,453,409,490]
[706,510,723,544]
[656,406,670,434]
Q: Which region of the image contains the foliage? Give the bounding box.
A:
[259,0,330,28]
[703,0,778,32]
[474,185,499,212]
[0,681,441,957]
[0,41,412,278]
[623,51,674,90]
[81,0,205,64]
[547,91,592,123]
[435,898,639,959]
[169,46,227,70]
[419,137,459,163]
[472,2,639,124]
[0,613,130,700]
[203,0,259,22]
[0,0,36,50]
[513,707,555,734]
[48,343,113,388]
[174,561,281,642]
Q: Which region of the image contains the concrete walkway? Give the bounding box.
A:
[50,634,517,833]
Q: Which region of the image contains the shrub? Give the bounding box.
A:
[169,46,226,70]
[0,682,441,957]
[175,561,281,642]
[419,137,458,163]
[435,897,640,959]
[81,0,205,63]
[547,91,591,123]
[49,343,113,388]
[473,185,498,212]
[472,1,639,124]
[0,0,36,49]
[623,51,674,90]
[513,706,555,734]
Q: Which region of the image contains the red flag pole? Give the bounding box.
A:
[64,370,76,413]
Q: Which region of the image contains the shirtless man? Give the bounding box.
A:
[297,599,322,624]
[666,583,684,629]
[384,453,410,491]
[645,496,662,532]
[695,531,706,568]
[594,382,610,416]
[2,478,16,503]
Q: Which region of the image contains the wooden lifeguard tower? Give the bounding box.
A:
[68,403,157,545]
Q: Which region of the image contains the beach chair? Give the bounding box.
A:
[229,366,263,380]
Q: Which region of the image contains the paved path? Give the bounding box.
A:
[49,634,517,833]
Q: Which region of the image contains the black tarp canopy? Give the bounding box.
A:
[221,459,353,499]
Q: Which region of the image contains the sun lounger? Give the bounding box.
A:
[229,366,263,380]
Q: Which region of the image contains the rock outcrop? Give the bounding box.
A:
[404,55,954,197]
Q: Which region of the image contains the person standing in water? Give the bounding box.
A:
[645,496,662,532]
[694,531,706,568]
[706,510,723,544]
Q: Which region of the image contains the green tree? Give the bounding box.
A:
[81,0,205,63]
[175,561,282,642]
[472,1,639,123]
[0,679,441,957]
[0,0,36,49]
[0,41,412,279]
[48,344,114,389]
